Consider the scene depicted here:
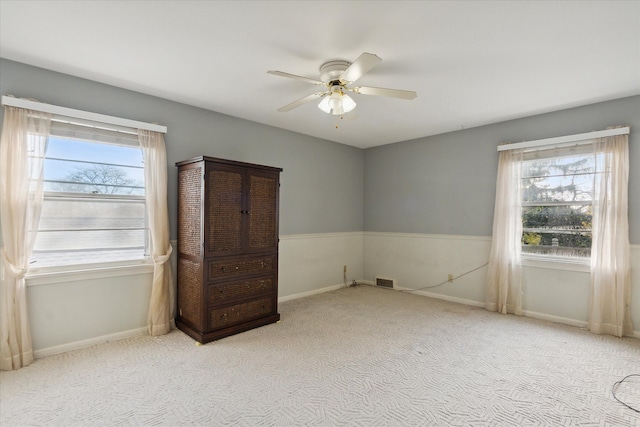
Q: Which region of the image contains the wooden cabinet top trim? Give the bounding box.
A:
[176,156,282,172]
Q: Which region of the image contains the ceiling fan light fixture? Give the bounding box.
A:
[269,52,416,114]
[317,86,356,115]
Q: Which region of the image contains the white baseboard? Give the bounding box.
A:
[34,326,148,359]
[278,283,346,303]
[361,280,640,339]
[400,289,485,307]
[520,312,640,339]
[356,281,484,307]
[521,309,588,329]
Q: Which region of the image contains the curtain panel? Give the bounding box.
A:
[589,129,632,337]
[0,106,51,370]
[138,129,174,336]
[485,148,523,315]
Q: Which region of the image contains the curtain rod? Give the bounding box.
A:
[497,127,629,152]
[1,95,167,134]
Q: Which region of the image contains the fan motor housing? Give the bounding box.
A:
[319,60,351,83]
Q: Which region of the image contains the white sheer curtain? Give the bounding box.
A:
[0,106,51,370]
[485,148,523,315]
[589,129,632,337]
[138,129,174,336]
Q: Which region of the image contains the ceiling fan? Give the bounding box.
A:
[267,52,417,116]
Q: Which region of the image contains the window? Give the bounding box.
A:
[520,144,600,259]
[30,120,148,269]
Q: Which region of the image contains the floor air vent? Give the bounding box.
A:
[375,277,395,288]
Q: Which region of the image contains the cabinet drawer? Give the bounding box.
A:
[209,297,273,330]
[209,277,274,305]
[207,255,274,281]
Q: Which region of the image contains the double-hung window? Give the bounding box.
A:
[30,119,149,270]
[520,144,600,260]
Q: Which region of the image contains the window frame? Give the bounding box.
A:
[27,120,152,275]
[518,142,597,267]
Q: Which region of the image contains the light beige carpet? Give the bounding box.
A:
[1,285,639,426]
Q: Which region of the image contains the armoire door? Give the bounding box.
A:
[246,169,279,253]
[205,163,244,257]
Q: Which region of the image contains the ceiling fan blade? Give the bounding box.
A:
[339,52,382,84]
[267,70,326,87]
[277,92,327,112]
[351,85,417,100]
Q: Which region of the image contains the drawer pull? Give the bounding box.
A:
[221,313,227,319]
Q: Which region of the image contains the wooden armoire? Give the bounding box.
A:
[175,156,282,343]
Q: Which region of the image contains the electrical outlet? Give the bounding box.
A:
[448,274,453,282]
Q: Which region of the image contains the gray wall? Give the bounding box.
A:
[364,95,640,244]
[0,58,365,241]
[3,58,636,243]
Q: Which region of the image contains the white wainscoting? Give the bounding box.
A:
[24,243,175,358]
[26,268,154,358]
[363,232,492,303]
[278,232,364,301]
[22,233,364,357]
[9,232,638,357]
[363,232,640,338]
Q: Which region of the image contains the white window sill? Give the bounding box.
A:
[521,255,590,273]
[26,260,154,286]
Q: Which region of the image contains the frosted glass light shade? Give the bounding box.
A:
[317,96,331,114]
[317,88,356,115]
[329,95,343,115]
[340,94,356,113]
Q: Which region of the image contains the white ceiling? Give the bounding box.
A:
[1,1,639,149]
